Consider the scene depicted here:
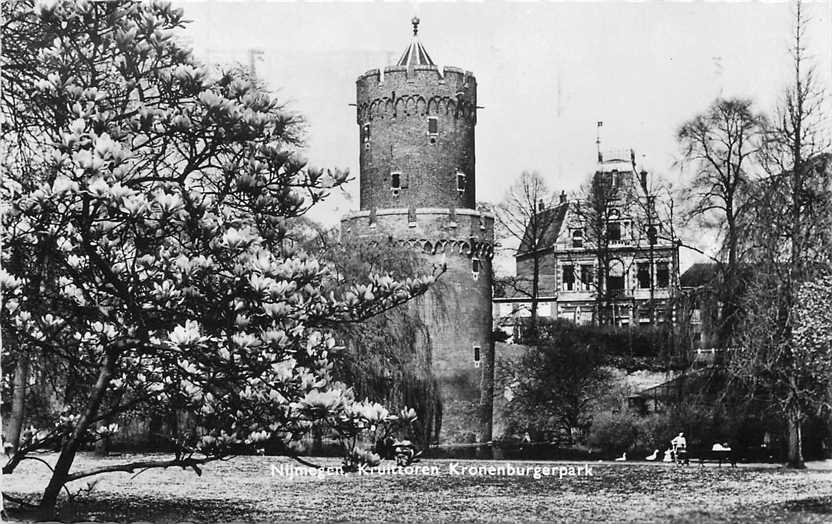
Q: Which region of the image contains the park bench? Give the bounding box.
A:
[690,444,737,467]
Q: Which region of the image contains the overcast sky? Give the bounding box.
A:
[173,0,831,269]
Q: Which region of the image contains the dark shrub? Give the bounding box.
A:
[587,411,643,457]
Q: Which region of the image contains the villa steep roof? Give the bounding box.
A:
[517,203,569,256]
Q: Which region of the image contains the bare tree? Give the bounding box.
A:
[495,171,557,343]
[677,98,767,344]
[731,0,831,469]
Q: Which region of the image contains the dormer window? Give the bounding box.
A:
[608,221,622,242]
[456,171,466,195]
[571,229,583,248]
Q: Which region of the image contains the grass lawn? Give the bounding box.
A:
[3,453,832,522]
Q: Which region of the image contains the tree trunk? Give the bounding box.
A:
[312,424,323,455]
[433,399,442,445]
[786,407,805,469]
[38,350,116,516]
[6,352,30,455]
[720,214,740,346]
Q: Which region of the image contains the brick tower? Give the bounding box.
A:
[341,18,495,443]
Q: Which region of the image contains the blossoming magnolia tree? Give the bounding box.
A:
[0,0,434,515]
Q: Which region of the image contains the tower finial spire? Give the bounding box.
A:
[396,16,434,67]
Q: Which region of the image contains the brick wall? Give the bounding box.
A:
[342,209,494,442]
[345,62,494,443]
[356,66,477,211]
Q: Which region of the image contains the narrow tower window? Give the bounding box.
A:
[472,257,480,279]
[428,116,438,135]
[473,345,481,367]
[362,123,370,149]
[456,171,467,195]
[391,172,401,196]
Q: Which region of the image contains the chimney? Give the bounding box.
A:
[538,199,545,212]
[559,190,567,204]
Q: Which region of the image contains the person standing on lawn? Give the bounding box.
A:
[671,432,688,465]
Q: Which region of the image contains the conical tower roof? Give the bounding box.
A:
[396,17,434,67]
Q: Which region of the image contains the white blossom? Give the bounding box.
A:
[168,320,205,347]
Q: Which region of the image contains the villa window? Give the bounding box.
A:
[580,265,593,291]
[637,262,651,289]
[562,264,575,291]
[559,306,577,322]
[648,226,657,245]
[657,262,670,288]
[607,259,625,292]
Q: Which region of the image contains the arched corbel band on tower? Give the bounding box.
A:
[358,95,476,123]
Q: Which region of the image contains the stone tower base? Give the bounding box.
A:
[342,207,495,443]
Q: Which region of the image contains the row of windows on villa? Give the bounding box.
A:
[388,171,467,197]
[499,302,673,326]
[363,117,441,148]
[568,223,657,247]
[560,261,671,292]
[557,304,674,326]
